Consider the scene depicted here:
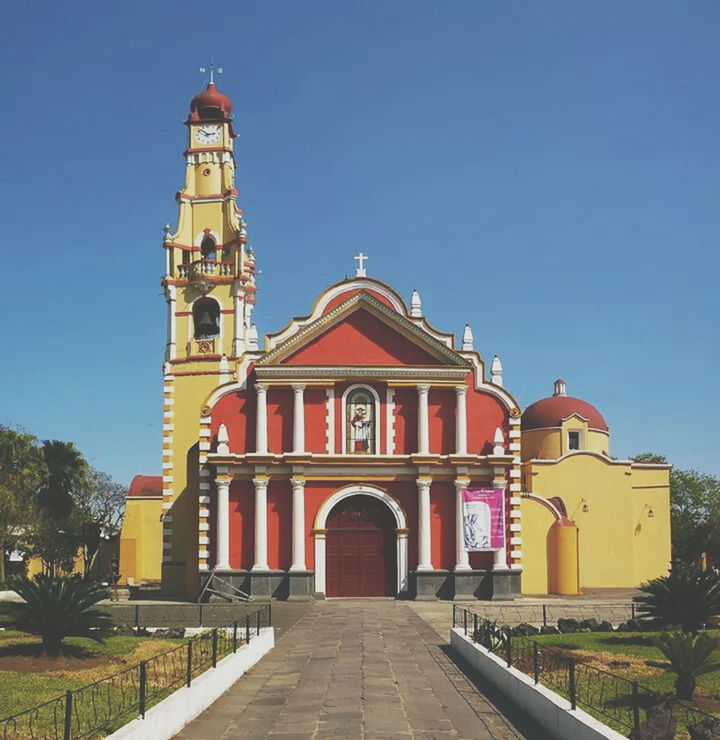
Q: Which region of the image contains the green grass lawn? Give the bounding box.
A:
[509,630,720,737]
[0,629,192,738]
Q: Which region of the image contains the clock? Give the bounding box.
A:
[195,125,221,145]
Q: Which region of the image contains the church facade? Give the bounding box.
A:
[119,79,671,600]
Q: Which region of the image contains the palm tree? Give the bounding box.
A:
[651,631,720,700]
[635,567,720,634]
[10,575,113,657]
[37,440,88,521]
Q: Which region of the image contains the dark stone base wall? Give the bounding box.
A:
[197,569,521,602]
[412,569,521,601]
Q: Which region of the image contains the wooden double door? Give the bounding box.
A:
[325,495,397,597]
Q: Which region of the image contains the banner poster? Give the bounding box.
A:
[462,488,505,551]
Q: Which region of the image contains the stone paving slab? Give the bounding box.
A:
[175,601,551,739]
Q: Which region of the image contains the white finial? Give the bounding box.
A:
[218,354,231,383]
[163,224,171,242]
[200,59,223,85]
[354,252,368,277]
[248,323,259,350]
[553,378,567,397]
[491,355,503,387]
[493,427,505,456]
[217,423,230,454]
[410,289,422,317]
[462,325,474,351]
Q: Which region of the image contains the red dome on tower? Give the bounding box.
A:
[522,379,608,431]
[189,83,232,121]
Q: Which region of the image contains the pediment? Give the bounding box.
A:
[256,291,468,368]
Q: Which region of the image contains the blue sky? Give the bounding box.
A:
[1,1,717,483]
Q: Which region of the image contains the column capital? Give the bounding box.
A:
[291,383,306,392]
[454,478,470,491]
[416,384,430,394]
[215,477,232,490]
[416,477,432,489]
[291,476,306,489]
[454,384,468,396]
[252,476,269,488]
[254,383,268,393]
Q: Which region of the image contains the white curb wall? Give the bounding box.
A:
[108,627,274,740]
[450,628,625,740]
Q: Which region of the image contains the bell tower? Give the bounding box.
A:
[162,68,257,363]
[159,69,257,596]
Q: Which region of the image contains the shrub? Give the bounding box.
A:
[635,567,720,634]
[651,631,720,700]
[9,575,113,656]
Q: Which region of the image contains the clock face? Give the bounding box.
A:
[196,125,221,145]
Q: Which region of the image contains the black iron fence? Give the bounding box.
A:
[453,605,718,738]
[0,604,271,740]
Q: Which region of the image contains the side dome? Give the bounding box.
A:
[189,83,232,121]
[522,379,608,432]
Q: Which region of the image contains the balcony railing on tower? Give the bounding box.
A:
[178,259,235,280]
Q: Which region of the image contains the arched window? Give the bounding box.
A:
[346,387,376,454]
[193,297,220,339]
[201,235,217,260]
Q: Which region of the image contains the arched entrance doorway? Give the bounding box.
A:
[325,495,397,597]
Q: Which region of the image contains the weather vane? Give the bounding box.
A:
[200,59,223,85]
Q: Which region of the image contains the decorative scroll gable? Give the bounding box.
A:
[256,291,469,368]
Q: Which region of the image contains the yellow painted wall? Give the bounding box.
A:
[522,453,670,591]
[522,421,609,461]
[630,466,672,584]
[520,498,556,594]
[119,497,163,584]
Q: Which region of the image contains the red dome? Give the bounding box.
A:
[522,394,608,432]
[189,83,232,120]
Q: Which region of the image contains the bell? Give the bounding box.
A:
[199,312,214,328]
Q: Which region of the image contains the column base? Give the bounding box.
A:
[287,571,314,601]
[411,570,452,600]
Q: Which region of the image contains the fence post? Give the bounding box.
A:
[63,690,73,740]
[505,630,512,667]
[463,609,467,635]
[533,642,539,684]
[139,661,147,718]
[199,603,203,627]
[245,614,250,644]
[452,604,456,628]
[186,640,193,687]
[568,660,576,710]
[256,609,261,636]
[212,628,218,668]
[631,602,636,621]
[233,621,238,653]
[542,604,547,627]
[632,681,640,734]
[473,613,478,643]
[134,604,139,630]
[268,603,272,627]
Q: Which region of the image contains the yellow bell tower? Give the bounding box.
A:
[159,69,257,596]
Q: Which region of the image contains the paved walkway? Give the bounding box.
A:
[176,601,550,739]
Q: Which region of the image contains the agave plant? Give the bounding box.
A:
[635,567,720,634]
[651,631,720,700]
[10,575,113,656]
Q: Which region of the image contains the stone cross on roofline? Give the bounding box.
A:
[354,252,368,278]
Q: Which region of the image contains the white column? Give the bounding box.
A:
[493,466,508,569]
[416,478,432,571]
[455,385,467,455]
[232,285,245,356]
[417,384,430,454]
[252,477,269,570]
[290,478,306,570]
[454,479,471,571]
[255,384,268,454]
[165,285,176,361]
[292,384,306,454]
[215,478,231,570]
